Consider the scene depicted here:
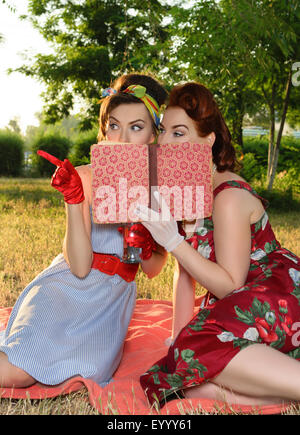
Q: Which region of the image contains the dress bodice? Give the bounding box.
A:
[90,210,124,257]
[180,180,281,265]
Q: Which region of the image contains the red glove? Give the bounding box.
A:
[118,223,156,260]
[37,150,84,204]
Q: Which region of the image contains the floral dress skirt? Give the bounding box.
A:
[140,180,300,406]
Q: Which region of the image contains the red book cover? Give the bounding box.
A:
[91,141,213,223]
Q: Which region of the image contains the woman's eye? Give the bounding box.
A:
[158,127,165,134]
[131,124,143,131]
[174,131,184,137]
[109,123,118,130]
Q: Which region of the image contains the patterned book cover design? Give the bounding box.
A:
[156,142,212,220]
[91,142,213,223]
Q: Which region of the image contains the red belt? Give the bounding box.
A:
[91,252,139,282]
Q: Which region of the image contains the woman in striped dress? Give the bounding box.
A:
[0,73,168,388]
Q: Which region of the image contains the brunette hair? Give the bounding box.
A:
[98,73,168,141]
[168,82,237,172]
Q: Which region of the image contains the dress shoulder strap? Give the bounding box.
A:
[213,180,269,209]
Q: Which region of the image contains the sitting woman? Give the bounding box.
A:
[0,73,168,389]
[136,82,300,407]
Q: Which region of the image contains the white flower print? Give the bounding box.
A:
[243,327,259,342]
[283,254,298,264]
[265,311,276,325]
[289,268,300,286]
[250,248,266,261]
[233,285,249,295]
[196,226,208,237]
[199,298,206,309]
[262,212,268,231]
[165,336,174,347]
[198,243,212,259]
[217,331,237,342]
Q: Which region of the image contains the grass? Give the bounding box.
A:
[0,177,299,415]
[0,390,100,415]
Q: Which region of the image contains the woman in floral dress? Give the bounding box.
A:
[136,82,300,407]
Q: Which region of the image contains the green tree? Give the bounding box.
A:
[229,0,300,190]
[166,0,262,150]
[16,0,169,130]
[7,117,22,135]
[286,85,300,129]
[167,0,300,190]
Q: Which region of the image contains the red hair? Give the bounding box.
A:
[168,82,237,172]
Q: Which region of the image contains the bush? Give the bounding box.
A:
[69,129,98,167]
[277,136,300,172]
[253,184,300,213]
[243,136,300,170]
[243,137,269,166]
[31,134,71,176]
[240,136,300,183]
[0,130,24,176]
[240,153,264,182]
[272,167,300,195]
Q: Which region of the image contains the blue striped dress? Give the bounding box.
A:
[0,214,137,387]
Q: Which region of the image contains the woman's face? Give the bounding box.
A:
[158,106,214,145]
[105,103,155,144]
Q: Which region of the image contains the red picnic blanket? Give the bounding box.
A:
[0,300,292,415]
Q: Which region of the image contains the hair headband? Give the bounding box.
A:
[101,84,160,128]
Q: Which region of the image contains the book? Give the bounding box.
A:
[91,141,213,223]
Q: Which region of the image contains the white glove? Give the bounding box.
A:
[134,191,184,252]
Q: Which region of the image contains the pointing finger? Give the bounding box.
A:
[37,150,64,167]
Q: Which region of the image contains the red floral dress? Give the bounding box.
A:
[140,180,300,406]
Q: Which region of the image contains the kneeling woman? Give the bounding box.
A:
[137,82,300,407]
